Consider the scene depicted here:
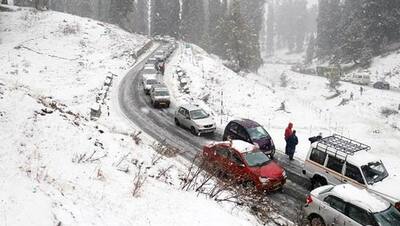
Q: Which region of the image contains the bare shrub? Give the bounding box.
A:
[72,150,107,163]
[131,131,142,145]
[327,75,340,91]
[381,107,398,117]
[132,165,147,197]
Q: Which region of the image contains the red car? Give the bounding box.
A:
[203,140,287,191]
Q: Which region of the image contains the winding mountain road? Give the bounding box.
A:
[118,44,311,222]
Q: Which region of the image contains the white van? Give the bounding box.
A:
[350,70,371,85]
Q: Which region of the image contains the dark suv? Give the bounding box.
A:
[223,119,275,158]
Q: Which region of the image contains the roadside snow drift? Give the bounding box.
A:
[0,6,260,226]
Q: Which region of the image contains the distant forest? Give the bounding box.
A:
[314,0,400,67]
[13,0,265,72]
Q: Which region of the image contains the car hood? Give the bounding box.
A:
[193,117,214,126]
[369,177,400,202]
[249,161,284,179]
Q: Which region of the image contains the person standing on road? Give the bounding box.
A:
[360,86,364,96]
[284,122,293,155]
[286,130,298,161]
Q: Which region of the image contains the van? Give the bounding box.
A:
[302,134,400,210]
[350,70,371,85]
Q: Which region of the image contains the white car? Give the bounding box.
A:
[174,105,216,135]
[304,184,400,226]
[302,134,400,210]
[142,74,158,95]
[149,84,170,108]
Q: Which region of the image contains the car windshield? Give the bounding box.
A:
[373,205,400,226]
[155,90,169,96]
[247,126,270,140]
[146,79,157,85]
[190,109,209,120]
[361,161,389,185]
[243,151,271,167]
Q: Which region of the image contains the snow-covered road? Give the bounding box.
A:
[117,44,311,222]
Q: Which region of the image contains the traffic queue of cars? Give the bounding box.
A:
[141,37,400,224]
[140,41,176,107]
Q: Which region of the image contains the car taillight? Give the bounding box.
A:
[306,195,313,205]
[395,202,400,211]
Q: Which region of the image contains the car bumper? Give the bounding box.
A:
[198,127,216,134]
[259,178,286,191]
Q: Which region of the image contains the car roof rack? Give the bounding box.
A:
[316,134,371,161]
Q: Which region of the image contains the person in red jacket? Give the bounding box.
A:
[284,122,293,155]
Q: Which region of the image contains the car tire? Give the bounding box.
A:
[311,176,327,190]
[190,127,198,136]
[310,216,326,226]
[174,118,180,127]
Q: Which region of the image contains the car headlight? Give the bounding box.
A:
[259,176,270,184]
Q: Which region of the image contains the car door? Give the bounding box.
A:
[344,204,374,226]
[226,150,247,180]
[325,155,345,185]
[182,108,191,128]
[213,146,232,173]
[343,163,367,189]
[321,195,347,226]
[237,125,251,142]
[226,122,239,140]
[177,107,186,125]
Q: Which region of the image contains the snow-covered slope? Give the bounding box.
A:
[165,43,400,176]
[0,6,260,226]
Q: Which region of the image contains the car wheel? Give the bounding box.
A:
[190,127,198,136]
[311,177,327,189]
[310,216,326,226]
[174,118,180,127]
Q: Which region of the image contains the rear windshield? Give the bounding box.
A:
[155,90,169,96]
[143,69,157,74]
[146,79,157,85]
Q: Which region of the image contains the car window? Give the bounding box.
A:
[326,155,344,174]
[347,204,374,225]
[178,107,186,115]
[184,109,190,118]
[324,196,346,213]
[309,148,327,165]
[229,152,243,165]
[247,126,270,140]
[237,126,248,139]
[361,161,389,185]
[228,122,238,133]
[215,147,230,158]
[345,163,365,184]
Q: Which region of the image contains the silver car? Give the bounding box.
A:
[174,105,216,135]
[304,184,400,226]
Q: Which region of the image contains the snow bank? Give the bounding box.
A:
[0,7,260,226]
[165,42,400,176]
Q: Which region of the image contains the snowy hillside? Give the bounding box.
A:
[0,6,260,226]
[165,43,400,175]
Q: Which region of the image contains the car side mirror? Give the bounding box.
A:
[186,116,190,120]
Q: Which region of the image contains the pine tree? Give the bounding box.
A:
[305,34,315,64]
[266,2,275,56]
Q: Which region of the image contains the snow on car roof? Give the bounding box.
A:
[180,104,202,111]
[331,184,389,212]
[230,140,256,153]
